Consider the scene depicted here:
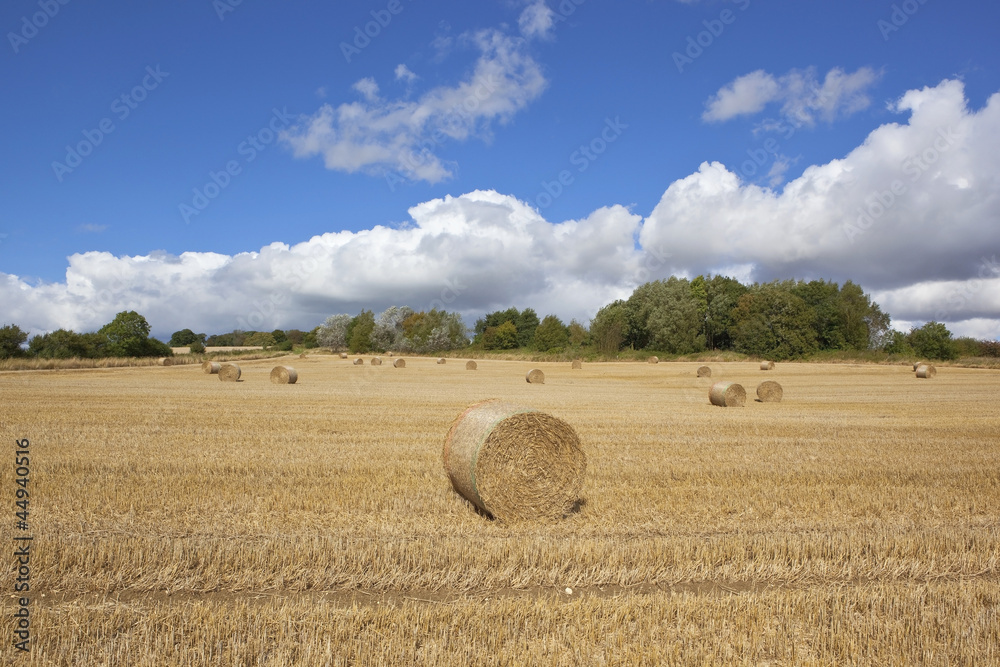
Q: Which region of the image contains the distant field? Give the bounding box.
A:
[2,357,998,664]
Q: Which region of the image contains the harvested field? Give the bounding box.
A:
[2,359,998,664]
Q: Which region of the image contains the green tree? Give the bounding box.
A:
[188,339,206,354]
[702,275,747,350]
[908,321,958,360]
[99,311,162,357]
[567,319,590,348]
[168,329,201,346]
[730,284,819,359]
[482,321,519,350]
[533,315,569,352]
[625,278,704,353]
[590,300,629,355]
[0,324,27,359]
[271,329,288,345]
[348,310,375,353]
[515,308,540,348]
[883,330,914,356]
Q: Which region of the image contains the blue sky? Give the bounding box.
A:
[2,0,999,340]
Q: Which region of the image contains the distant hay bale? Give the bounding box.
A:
[526,369,545,384]
[270,366,298,385]
[388,352,394,357]
[709,381,746,407]
[760,360,775,371]
[298,353,307,359]
[571,359,582,369]
[466,360,478,370]
[647,356,659,364]
[340,353,348,359]
[443,399,586,522]
[756,380,783,403]
[202,361,221,375]
[697,365,712,378]
[219,363,241,382]
[371,357,383,366]
[158,357,174,366]
[393,358,406,368]
[437,358,447,364]
[916,364,937,379]
[353,358,364,366]
[913,361,922,371]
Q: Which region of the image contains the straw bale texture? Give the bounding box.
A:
[270,366,298,384]
[219,364,241,382]
[756,380,783,403]
[526,369,545,384]
[709,381,746,407]
[697,366,712,378]
[202,361,221,375]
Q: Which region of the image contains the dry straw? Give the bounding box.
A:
[298,353,307,359]
[526,369,545,384]
[697,366,711,378]
[466,360,477,370]
[270,366,298,385]
[756,380,783,402]
[371,357,383,366]
[202,361,221,375]
[442,399,587,522]
[393,358,406,368]
[913,361,923,371]
[571,359,583,369]
[437,358,446,365]
[158,357,174,366]
[353,359,364,366]
[340,353,348,359]
[760,360,775,370]
[648,356,659,364]
[710,381,746,407]
[219,363,241,382]
[916,364,937,379]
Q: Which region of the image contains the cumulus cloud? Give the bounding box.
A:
[394,64,418,84]
[519,1,555,39]
[703,66,881,125]
[281,29,547,184]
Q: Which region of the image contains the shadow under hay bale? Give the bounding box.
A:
[760,360,775,371]
[437,358,446,364]
[710,381,746,407]
[697,365,711,378]
[270,366,298,384]
[526,369,545,384]
[647,356,659,364]
[916,365,937,378]
[443,399,586,522]
[756,380,783,403]
[219,363,241,382]
[466,360,477,370]
[571,359,582,369]
[393,358,406,368]
[202,361,221,375]
[371,357,383,366]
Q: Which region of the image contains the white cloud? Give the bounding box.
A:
[351,77,380,102]
[519,1,555,39]
[281,29,547,184]
[703,66,881,125]
[77,224,108,234]
[394,64,418,84]
[5,81,999,341]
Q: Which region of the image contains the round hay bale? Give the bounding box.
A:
[371,357,383,366]
[571,359,582,369]
[466,360,478,370]
[916,364,937,379]
[340,352,348,359]
[353,358,364,366]
[437,358,447,364]
[388,352,394,357]
[913,361,923,371]
[202,361,221,375]
[393,358,406,368]
[756,380,783,403]
[526,369,545,384]
[647,356,659,364]
[298,353,308,359]
[709,381,746,407]
[760,360,775,371]
[158,357,174,366]
[697,365,712,378]
[443,399,586,522]
[270,366,298,384]
[219,363,241,382]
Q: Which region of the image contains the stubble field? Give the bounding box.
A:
[1,356,998,665]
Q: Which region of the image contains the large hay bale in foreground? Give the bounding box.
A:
[353,358,364,366]
[916,365,937,379]
[466,360,477,370]
[647,356,659,364]
[697,366,712,378]
[443,399,587,522]
[526,369,545,384]
[437,358,446,365]
[757,380,783,403]
[219,363,241,382]
[371,357,383,366]
[571,359,582,369]
[760,360,775,371]
[393,358,406,368]
[202,361,221,375]
[270,366,298,384]
[710,381,746,407]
